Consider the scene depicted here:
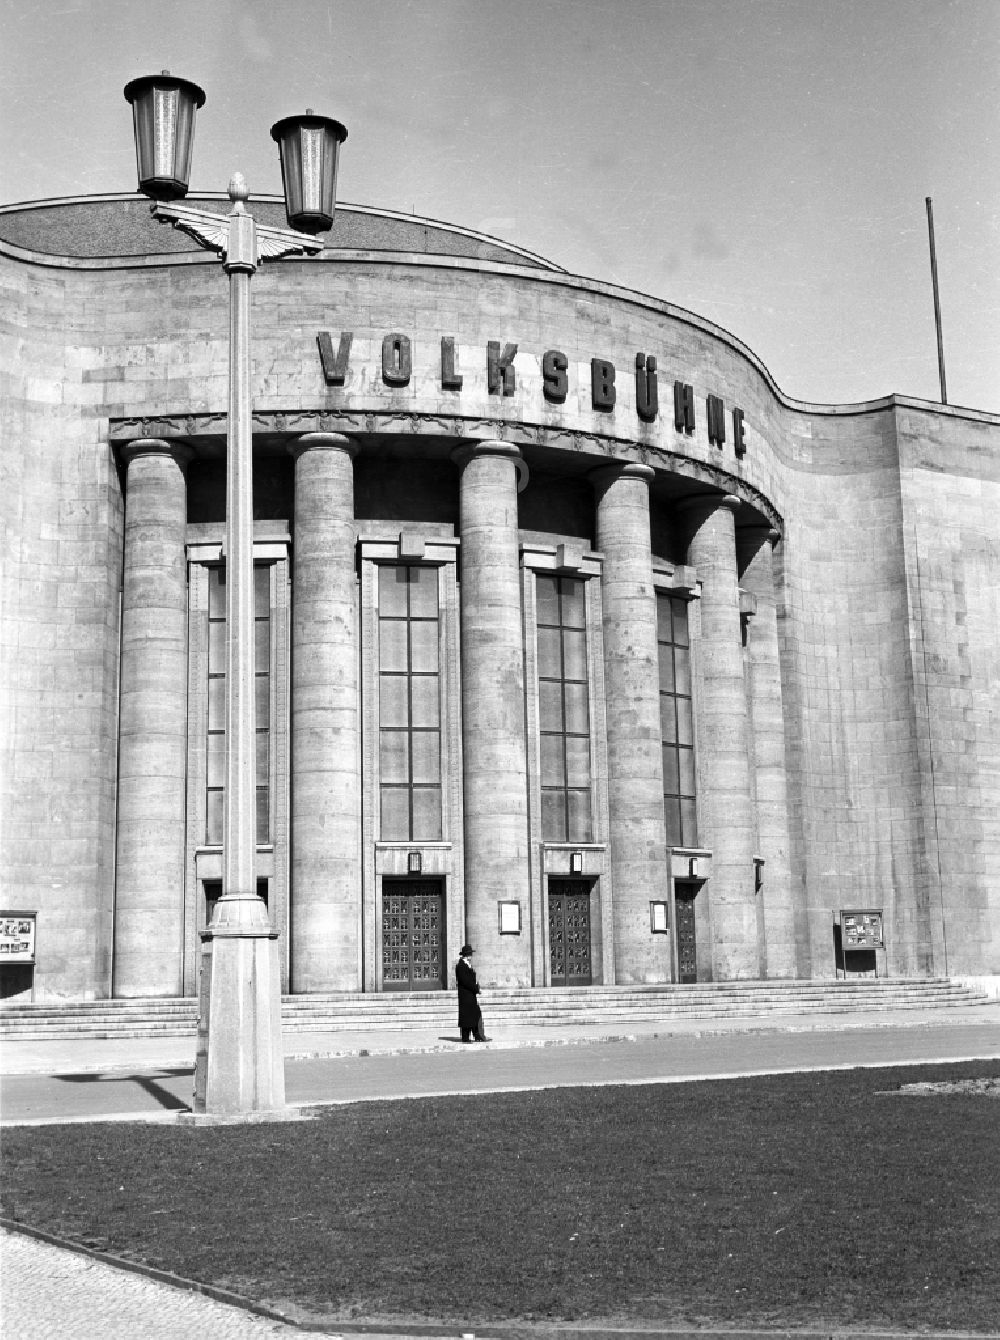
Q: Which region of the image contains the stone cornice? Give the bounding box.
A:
[107,407,783,529]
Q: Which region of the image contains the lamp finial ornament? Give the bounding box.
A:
[228,172,249,205]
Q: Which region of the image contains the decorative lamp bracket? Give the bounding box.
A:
[151,199,230,258]
[253,218,323,265]
[150,183,323,271]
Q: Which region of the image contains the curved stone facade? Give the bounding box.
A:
[1,195,998,1000]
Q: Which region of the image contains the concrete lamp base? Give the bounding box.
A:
[193,899,286,1117]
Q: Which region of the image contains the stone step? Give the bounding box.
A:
[0,983,982,1027]
[0,979,988,1040]
[0,976,977,1012]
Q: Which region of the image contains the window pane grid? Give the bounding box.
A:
[657,594,697,847]
[254,567,270,845]
[537,575,592,843]
[205,564,271,846]
[378,565,442,840]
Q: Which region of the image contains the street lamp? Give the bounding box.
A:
[124,71,347,1118]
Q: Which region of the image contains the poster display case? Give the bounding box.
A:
[836,909,884,977]
[1,912,36,963]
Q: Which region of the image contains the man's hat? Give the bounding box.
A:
[460,944,475,955]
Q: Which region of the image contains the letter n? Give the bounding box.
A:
[673,381,695,434]
[706,394,726,447]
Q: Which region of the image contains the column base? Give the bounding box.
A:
[193,921,285,1116]
[178,1107,312,1127]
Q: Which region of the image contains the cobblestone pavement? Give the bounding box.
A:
[0,1228,355,1339]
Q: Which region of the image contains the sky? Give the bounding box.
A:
[1,0,997,412]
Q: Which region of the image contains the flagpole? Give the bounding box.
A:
[925,197,947,405]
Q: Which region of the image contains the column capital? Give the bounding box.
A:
[121,437,193,469]
[288,431,359,461]
[589,461,655,493]
[452,438,528,491]
[288,436,359,469]
[676,491,741,520]
[735,521,782,574]
[675,493,742,547]
[737,520,781,542]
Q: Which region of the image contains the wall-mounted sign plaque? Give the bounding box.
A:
[498,901,522,935]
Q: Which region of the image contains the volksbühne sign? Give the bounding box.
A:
[317,332,747,456]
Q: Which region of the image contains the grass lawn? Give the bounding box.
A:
[2,1061,999,1332]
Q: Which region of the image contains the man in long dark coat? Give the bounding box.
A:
[455,943,487,1042]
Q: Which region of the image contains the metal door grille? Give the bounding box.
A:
[382,879,445,990]
[548,879,593,986]
[675,890,697,983]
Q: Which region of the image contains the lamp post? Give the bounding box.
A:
[124,72,347,1117]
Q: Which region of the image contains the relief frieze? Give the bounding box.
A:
[107,408,779,528]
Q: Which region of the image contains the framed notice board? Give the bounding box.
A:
[837,909,884,978]
[841,909,884,950]
[1,911,36,963]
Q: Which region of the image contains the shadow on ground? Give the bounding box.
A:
[56,1069,192,1111]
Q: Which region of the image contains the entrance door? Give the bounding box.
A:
[381,879,445,990]
[675,884,698,984]
[548,879,593,986]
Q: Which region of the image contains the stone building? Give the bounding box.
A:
[2,193,998,1002]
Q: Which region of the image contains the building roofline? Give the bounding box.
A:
[0,191,566,272]
[1,195,997,426]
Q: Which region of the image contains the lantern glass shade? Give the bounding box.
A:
[123,72,205,200]
[270,112,348,234]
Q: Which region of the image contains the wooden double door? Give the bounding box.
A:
[382,879,445,990]
[548,879,593,986]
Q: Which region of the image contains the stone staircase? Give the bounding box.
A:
[0,978,989,1041]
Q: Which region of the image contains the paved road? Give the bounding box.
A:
[3,1018,998,1124]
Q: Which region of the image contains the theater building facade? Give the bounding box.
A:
[2,193,999,1001]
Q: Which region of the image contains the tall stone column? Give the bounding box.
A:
[288,433,360,992]
[739,524,798,978]
[113,439,191,998]
[681,493,757,979]
[454,440,531,986]
[592,463,669,983]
